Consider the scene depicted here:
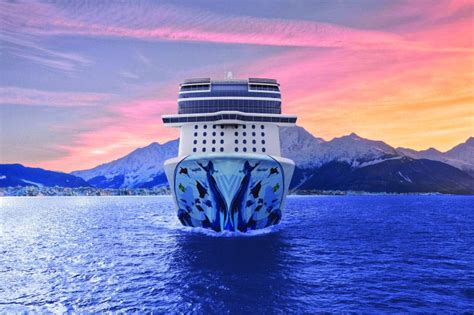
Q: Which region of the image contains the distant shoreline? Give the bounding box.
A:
[1,186,470,197]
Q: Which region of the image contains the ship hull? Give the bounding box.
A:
[164,154,294,232]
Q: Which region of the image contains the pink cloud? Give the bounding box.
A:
[3,1,470,52]
[37,96,179,171]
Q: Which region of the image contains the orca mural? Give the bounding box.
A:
[173,155,285,232]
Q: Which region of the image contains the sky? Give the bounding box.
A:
[0,0,473,172]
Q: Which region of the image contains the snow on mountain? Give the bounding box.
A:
[280,128,399,169]
[397,137,474,175]
[316,133,399,167]
[445,137,474,172]
[279,126,324,166]
[396,147,444,160]
[72,140,178,188]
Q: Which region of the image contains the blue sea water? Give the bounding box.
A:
[0,195,473,313]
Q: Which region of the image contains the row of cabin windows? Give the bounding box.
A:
[193,139,265,145]
[180,84,210,91]
[192,147,266,153]
[235,147,266,153]
[194,124,265,130]
[248,84,279,92]
[194,139,225,145]
[193,131,266,137]
[193,147,225,153]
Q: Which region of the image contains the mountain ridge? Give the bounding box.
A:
[67,126,473,193]
[2,126,472,194]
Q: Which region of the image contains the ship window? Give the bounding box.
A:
[252,132,256,136]
[202,148,206,152]
[203,140,206,144]
[252,147,256,152]
[212,139,216,144]
[243,147,247,152]
[220,132,224,136]
[252,125,256,129]
[261,125,265,129]
[261,132,265,137]
[194,132,198,137]
[243,132,247,136]
[194,125,198,129]
[243,125,247,129]
[204,125,207,129]
[234,132,238,136]
[220,147,224,152]
[235,147,239,152]
[220,139,224,144]
[252,140,256,144]
[193,148,197,152]
[262,140,266,144]
[235,139,238,144]
[193,140,197,144]
[213,125,216,129]
[203,132,207,136]
[262,148,266,153]
[221,125,224,129]
[212,147,216,152]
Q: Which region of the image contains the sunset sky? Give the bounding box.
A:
[1,0,473,172]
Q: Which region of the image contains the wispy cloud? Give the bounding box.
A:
[0,31,92,73]
[1,3,92,73]
[0,87,114,107]
[2,1,471,52]
[118,70,140,80]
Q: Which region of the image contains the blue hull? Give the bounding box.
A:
[169,154,292,232]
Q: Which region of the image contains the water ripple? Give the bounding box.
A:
[0,195,473,312]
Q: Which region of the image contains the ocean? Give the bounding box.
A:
[0,195,473,313]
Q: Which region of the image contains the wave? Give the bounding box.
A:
[176,224,282,237]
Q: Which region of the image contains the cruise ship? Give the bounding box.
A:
[162,76,297,232]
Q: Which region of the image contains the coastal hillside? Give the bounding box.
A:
[291,158,474,195]
[0,164,89,188]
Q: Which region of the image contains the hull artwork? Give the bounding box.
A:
[173,155,289,232]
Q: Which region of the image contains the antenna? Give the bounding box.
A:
[226,71,233,80]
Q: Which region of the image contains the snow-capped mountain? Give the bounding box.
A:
[397,137,474,176]
[279,126,324,166]
[71,140,178,188]
[281,127,399,169]
[67,126,473,193]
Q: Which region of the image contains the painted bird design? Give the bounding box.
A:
[179,167,189,177]
[269,167,279,176]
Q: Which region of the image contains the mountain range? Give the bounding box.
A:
[1,126,473,194]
